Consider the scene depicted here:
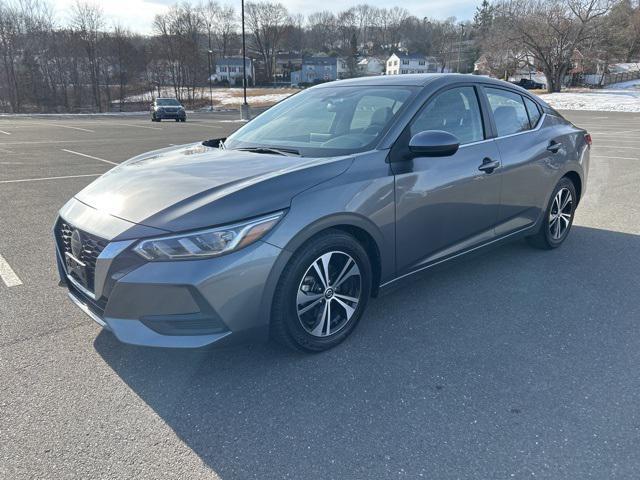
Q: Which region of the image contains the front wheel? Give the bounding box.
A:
[527,177,577,249]
[271,230,372,352]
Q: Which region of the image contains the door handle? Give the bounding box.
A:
[547,141,561,153]
[478,157,500,173]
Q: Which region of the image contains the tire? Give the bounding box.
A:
[175,118,179,122]
[181,118,186,122]
[526,177,577,249]
[271,230,372,352]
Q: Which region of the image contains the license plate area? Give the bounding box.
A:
[65,251,88,286]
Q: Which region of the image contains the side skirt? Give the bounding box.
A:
[377,224,537,297]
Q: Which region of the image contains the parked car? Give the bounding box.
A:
[55,74,590,351]
[151,97,186,122]
[512,78,546,90]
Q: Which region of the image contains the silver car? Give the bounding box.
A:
[55,74,590,351]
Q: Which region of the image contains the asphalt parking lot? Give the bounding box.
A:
[1,110,640,479]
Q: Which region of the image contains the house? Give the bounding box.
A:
[473,55,492,76]
[211,57,255,87]
[357,57,385,76]
[273,53,303,82]
[290,56,348,86]
[386,53,440,75]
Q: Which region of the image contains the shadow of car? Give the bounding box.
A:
[93,226,640,479]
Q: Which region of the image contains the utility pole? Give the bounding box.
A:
[207,50,214,111]
[240,0,250,120]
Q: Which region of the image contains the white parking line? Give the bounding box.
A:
[0,253,22,287]
[114,123,162,131]
[61,149,118,166]
[0,129,10,135]
[51,124,95,133]
[592,155,638,160]
[0,173,102,184]
[593,145,640,150]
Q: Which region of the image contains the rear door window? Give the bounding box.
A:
[485,87,531,136]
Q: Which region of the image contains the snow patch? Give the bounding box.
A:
[539,90,640,112]
[608,79,640,90]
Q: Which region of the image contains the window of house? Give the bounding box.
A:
[402,59,409,65]
[485,87,532,136]
[410,86,484,145]
[419,60,425,65]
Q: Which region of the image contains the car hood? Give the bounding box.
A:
[74,143,351,233]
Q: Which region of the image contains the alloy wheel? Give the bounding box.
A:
[549,187,573,240]
[296,251,362,337]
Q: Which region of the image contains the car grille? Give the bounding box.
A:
[55,219,108,293]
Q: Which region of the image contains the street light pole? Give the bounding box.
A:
[240,0,250,120]
[456,24,464,73]
[207,50,214,111]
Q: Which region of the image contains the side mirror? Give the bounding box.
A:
[409,130,460,157]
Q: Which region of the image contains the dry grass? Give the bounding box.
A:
[224,88,298,97]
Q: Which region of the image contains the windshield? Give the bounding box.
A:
[224,86,417,157]
[156,99,181,106]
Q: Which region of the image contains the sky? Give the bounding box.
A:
[50,0,478,34]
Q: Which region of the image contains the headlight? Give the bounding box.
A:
[133,211,284,261]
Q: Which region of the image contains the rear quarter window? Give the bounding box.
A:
[523,97,542,127]
[485,87,531,136]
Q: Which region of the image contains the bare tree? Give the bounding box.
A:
[307,11,337,51]
[494,0,615,92]
[200,1,236,59]
[153,3,204,101]
[245,1,289,82]
[70,1,105,110]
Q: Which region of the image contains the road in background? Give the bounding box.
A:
[1,111,640,479]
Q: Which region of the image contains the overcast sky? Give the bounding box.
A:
[51,0,478,34]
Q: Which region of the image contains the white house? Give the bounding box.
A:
[386,53,440,75]
[210,57,255,86]
[357,57,385,76]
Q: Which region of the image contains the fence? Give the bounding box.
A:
[571,70,640,88]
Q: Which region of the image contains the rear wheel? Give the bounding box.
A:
[527,177,577,249]
[271,230,372,352]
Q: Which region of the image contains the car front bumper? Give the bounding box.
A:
[154,110,186,119]
[55,210,287,348]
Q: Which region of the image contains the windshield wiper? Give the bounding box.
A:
[236,146,301,157]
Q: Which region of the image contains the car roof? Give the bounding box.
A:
[314,73,446,87]
[315,73,519,88]
[312,73,551,108]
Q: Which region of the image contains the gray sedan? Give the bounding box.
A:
[54,74,590,351]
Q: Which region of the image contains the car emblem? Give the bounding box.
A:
[70,229,83,260]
